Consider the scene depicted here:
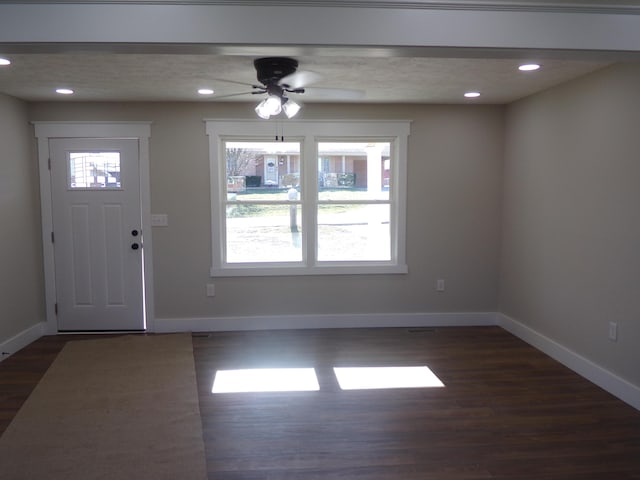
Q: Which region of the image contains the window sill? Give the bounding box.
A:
[210,263,408,277]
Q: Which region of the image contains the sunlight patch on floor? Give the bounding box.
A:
[333,366,445,390]
[212,368,320,393]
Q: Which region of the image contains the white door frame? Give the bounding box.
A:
[34,122,155,334]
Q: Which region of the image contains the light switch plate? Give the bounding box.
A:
[151,214,168,227]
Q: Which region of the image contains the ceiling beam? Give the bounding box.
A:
[1,2,639,54]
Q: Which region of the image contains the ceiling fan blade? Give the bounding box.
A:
[211,78,262,88]
[211,91,260,100]
[300,87,365,100]
[279,70,322,89]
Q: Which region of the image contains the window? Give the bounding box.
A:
[206,120,410,276]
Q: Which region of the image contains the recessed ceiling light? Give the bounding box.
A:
[0,57,10,66]
[198,88,214,95]
[55,88,74,95]
[519,63,541,72]
[464,91,481,98]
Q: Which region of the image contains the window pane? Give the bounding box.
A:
[68,152,121,189]
[225,141,300,197]
[317,204,390,261]
[318,142,390,201]
[226,204,302,263]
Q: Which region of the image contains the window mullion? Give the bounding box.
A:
[302,136,317,268]
[211,134,225,272]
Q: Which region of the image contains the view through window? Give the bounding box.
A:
[68,151,121,189]
[317,142,391,262]
[224,141,302,263]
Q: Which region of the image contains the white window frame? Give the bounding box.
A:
[206,119,410,277]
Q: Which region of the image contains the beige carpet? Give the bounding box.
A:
[0,334,208,480]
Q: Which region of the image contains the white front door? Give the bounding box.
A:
[264,155,279,186]
[50,138,144,331]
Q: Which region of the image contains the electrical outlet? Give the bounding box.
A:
[436,279,445,292]
[608,321,617,341]
[206,283,216,297]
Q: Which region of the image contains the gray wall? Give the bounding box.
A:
[500,63,640,386]
[28,102,504,321]
[15,64,640,391]
[0,93,44,342]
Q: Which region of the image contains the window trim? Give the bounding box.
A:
[206,119,410,277]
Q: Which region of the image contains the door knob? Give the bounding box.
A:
[131,229,139,237]
[131,243,140,250]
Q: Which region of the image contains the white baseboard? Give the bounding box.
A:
[0,322,47,362]
[155,311,497,333]
[2,313,636,411]
[497,313,640,411]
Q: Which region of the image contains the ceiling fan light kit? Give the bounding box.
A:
[255,95,301,120]
[282,98,301,118]
[251,57,307,119]
[255,95,282,119]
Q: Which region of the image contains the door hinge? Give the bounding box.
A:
[51,231,55,243]
[54,303,58,315]
[48,158,51,170]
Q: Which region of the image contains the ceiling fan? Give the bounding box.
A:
[214,57,364,119]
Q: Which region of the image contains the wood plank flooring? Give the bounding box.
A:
[2,327,640,479]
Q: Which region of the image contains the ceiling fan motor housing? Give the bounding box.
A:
[254,57,299,86]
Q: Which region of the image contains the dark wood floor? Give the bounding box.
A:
[2,327,640,479]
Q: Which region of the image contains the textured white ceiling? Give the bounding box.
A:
[0,52,609,104]
[0,0,628,103]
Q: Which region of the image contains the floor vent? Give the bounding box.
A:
[406,327,437,334]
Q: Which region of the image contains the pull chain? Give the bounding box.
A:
[274,121,285,142]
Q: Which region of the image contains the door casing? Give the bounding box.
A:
[34,122,154,334]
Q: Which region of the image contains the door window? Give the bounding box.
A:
[68,151,121,189]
